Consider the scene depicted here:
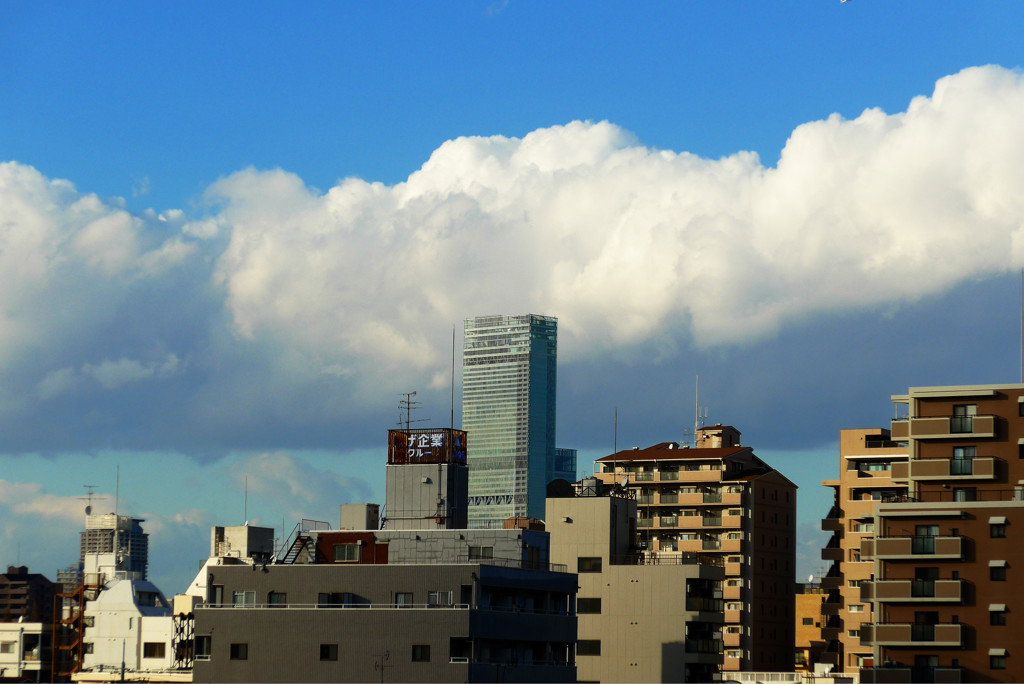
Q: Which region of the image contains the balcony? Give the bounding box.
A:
[723,584,743,600]
[863,622,962,647]
[870,535,962,560]
[820,590,842,615]
[723,631,742,648]
[899,457,997,481]
[891,415,995,440]
[862,579,962,603]
[821,533,843,562]
[821,616,842,640]
[822,505,842,532]
[821,565,843,591]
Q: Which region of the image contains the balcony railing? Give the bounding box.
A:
[871,535,962,560]
[863,579,962,603]
[891,414,995,440]
[865,622,962,647]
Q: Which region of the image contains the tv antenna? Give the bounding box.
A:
[78,484,106,516]
[397,391,430,433]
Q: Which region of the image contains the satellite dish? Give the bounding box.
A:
[808,574,814,583]
[620,476,629,488]
[85,505,92,515]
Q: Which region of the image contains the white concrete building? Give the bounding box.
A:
[0,620,47,682]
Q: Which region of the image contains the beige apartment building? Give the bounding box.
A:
[546,481,724,683]
[820,428,908,675]
[857,384,1024,683]
[592,425,796,673]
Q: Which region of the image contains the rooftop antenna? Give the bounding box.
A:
[397,391,429,433]
[451,327,456,431]
[613,407,618,475]
[1019,268,1022,384]
[244,476,248,525]
[78,484,106,517]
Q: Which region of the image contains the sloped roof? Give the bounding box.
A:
[596,443,751,462]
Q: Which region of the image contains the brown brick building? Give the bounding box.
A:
[859,384,1024,683]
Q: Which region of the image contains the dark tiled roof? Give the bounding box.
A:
[596,443,750,462]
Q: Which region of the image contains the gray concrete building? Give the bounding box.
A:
[192,558,577,682]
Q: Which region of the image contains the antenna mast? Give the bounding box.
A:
[398,392,430,433]
[451,327,456,431]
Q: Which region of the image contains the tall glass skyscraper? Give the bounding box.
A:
[463,314,557,528]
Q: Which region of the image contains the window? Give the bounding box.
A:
[849,604,865,613]
[84,643,94,654]
[992,524,1007,538]
[578,557,602,573]
[267,591,287,607]
[577,640,601,656]
[953,487,976,502]
[427,591,453,607]
[230,643,248,660]
[468,546,493,560]
[992,565,1007,581]
[143,642,166,659]
[950,404,977,433]
[232,590,255,608]
[991,611,1007,625]
[991,655,1007,670]
[195,636,212,661]
[412,645,430,662]
[320,644,338,661]
[802,617,813,625]
[577,598,602,614]
[395,592,414,607]
[848,630,860,638]
[0,642,14,654]
[333,543,359,562]
[318,591,355,607]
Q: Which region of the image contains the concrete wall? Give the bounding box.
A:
[385,463,468,530]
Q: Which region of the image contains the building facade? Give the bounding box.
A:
[820,428,908,676]
[79,514,149,580]
[859,384,1024,683]
[193,528,577,683]
[0,566,56,682]
[547,482,724,683]
[463,314,557,527]
[592,425,796,673]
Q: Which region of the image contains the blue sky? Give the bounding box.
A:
[3,2,1024,593]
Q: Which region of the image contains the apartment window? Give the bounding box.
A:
[992,524,1007,538]
[578,557,603,573]
[143,642,166,659]
[468,545,493,560]
[395,592,414,608]
[411,645,430,662]
[802,617,813,625]
[953,487,977,502]
[849,604,865,613]
[333,543,359,562]
[195,636,212,661]
[318,592,354,607]
[848,630,860,638]
[991,655,1007,670]
[230,643,248,660]
[991,605,1008,625]
[577,640,601,656]
[577,598,602,614]
[232,590,255,608]
[992,566,1007,581]
[427,591,453,607]
[320,644,338,661]
[951,404,977,432]
[267,591,287,608]
[0,642,14,654]
[84,643,94,654]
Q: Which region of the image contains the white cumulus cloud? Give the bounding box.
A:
[208,65,1024,393]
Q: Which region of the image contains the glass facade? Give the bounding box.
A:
[463,314,556,527]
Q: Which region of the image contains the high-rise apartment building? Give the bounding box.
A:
[820,428,908,676]
[463,314,557,528]
[592,425,796,673]
[857,384,1024,683]
[79,514,149,580]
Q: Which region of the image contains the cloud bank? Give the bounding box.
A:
[3,65,1024,449]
